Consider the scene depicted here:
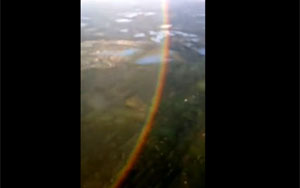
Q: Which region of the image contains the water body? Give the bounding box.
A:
[115,18,133,23]
[136,55,161,65]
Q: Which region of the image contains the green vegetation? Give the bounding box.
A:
[121,57,205,188]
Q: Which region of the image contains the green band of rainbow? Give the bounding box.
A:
[112,1,170,187]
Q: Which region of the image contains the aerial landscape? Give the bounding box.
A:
[81,0,205,187]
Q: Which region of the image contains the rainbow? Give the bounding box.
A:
[111,0,171,187]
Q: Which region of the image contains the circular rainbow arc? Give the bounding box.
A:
[111,0,171,187]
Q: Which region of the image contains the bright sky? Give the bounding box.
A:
[81,0,204,3]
